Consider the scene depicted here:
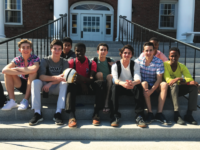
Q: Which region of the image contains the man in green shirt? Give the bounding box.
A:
[164,47,199,125]
[91,43,115,125]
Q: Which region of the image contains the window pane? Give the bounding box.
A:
[5,11,21,23]
[106,16,111,21]
[83,22,87,26]
[72,28,77,34]
[88,17,91,21]
[72,15,77,20]
[5,0,21,10]
[96,29,99,32]
[83,27,87,32]
[72,21,77,28]
[172,4,175,9]
[106,23,111,28]
[161,4,164,9]
[96,17,100,21]
[83,17,87,21]
[88,27,91,32]
[88,22,91,26]
[106,29,111,34]
[92,17,95,21]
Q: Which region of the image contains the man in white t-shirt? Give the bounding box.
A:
[111,44,146,128]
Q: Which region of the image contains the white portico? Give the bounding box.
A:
[0,0,6,38]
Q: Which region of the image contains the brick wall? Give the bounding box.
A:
[5,0,53,38]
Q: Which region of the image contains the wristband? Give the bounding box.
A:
[187,82,190,85]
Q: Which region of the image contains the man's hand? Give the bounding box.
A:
[143,89,153,97]
[108,62,115,66]
[189,81,199,87]
[74,74,84,83]
[120,81,133,89]
[54,74,66,82]
[169,78,179,86]
[80,83,89,95]
[42,82,52,92]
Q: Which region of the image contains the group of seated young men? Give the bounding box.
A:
[1,37,199,128]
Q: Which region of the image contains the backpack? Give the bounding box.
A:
[65,50,75,59]
[73,58,92,73]
[93,57,112,73]
[116,60,134,78]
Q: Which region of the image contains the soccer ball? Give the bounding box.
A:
[63,68,77,83]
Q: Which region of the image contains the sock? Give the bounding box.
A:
[56,109,62,114]
[35,109,41,115]
[187,110,192,115]
[69,111,75,119]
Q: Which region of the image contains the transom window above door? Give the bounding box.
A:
[74,4,110,11]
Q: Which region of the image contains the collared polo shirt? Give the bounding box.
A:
[68,56,97,78]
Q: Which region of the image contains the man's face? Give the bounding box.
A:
[63,42,72,53]
[97,46,108,58]
[51,45,62,57]
[19,43,32,56]
[169,50,179,64]
[75,46,85,60]
[121,48,132,61]
[149,40,159,54]
[143,45,154,59]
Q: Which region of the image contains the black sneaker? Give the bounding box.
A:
[111,117,120,127]
[155,113,172,125]
[184,114,198,125]
[29,113,43,126]
[145,112,155,124]
[174,113,185,125]
[136,116,147,128]
[53,113,63,125]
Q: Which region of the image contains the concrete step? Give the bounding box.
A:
[0,120,200,140]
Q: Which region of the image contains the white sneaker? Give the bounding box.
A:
[18,99,29,110]
[1,99,18,110]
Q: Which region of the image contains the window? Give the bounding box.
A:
[72,15,77,34]
[5,0,23,25]
[106,16,111,35]
[159,2,177,29]
[83,16,100,32]
[74,4,110,11]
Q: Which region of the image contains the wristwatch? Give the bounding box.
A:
[182,79,186,82]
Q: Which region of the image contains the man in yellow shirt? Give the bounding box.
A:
[164,47,199,125]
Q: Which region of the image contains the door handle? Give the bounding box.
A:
[81,31,83,38]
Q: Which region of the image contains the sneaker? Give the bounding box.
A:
[68,118,77,128]
[174,113,185,125]
[18,99,29,110]
[92,114,100,126]
[1,99,18,110]
[53,113,63,125]
[155,113,172,125]
[184,114,198,125]
[136,116,147,128]
[145,112,155,124]
[29,113,43,126]
[111,117,120,127]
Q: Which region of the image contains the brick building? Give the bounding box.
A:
[0,0,199,42]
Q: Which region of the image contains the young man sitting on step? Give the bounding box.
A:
[2,39,40,111]
[91,43,115,126]
[29,39,68,126]
[111,44,146,128]
[136,42,171,125]
[65,43,98,128]
[61,37,76,60]
[164,47,199,125]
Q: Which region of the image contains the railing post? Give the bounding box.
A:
[119,16,121,42]
[122,17,124,44]
[127,21,128,44]
[7,42,8,64]
[193,49,196,80]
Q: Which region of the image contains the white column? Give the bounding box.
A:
[54,0,69,38]
[176,0,195,43]
[115,0,132,41]
[0,0,6,38]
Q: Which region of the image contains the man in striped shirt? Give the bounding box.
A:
[136,42,170,125]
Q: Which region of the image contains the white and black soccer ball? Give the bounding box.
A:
[63,68,77,83]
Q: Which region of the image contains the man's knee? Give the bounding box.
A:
[160,82,168,90]
[106,74,112,81]
[28,72,37,78]
[31,79,42,88]
[96,72,103,80]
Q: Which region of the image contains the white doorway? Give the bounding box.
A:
[81,14,102,41]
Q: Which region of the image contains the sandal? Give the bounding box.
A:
[68,118,77,128]
[103,107,110,114]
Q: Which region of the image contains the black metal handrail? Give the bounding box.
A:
[118,15,200,80]
[0,13,67,64]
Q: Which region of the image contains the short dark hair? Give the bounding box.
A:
[169,47,180,56]
[62,37,72,46]
[119,44,134,58]
[50,39,63,49]
[74,43,86,51]
[149,37,159,43]
[143,42,154,50]
[97,43,109,51]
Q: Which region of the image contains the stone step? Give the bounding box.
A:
[0,120,200,140]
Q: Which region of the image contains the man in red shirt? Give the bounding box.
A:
[66,43,97,128]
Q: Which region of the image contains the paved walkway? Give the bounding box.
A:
[0,141,200,150]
